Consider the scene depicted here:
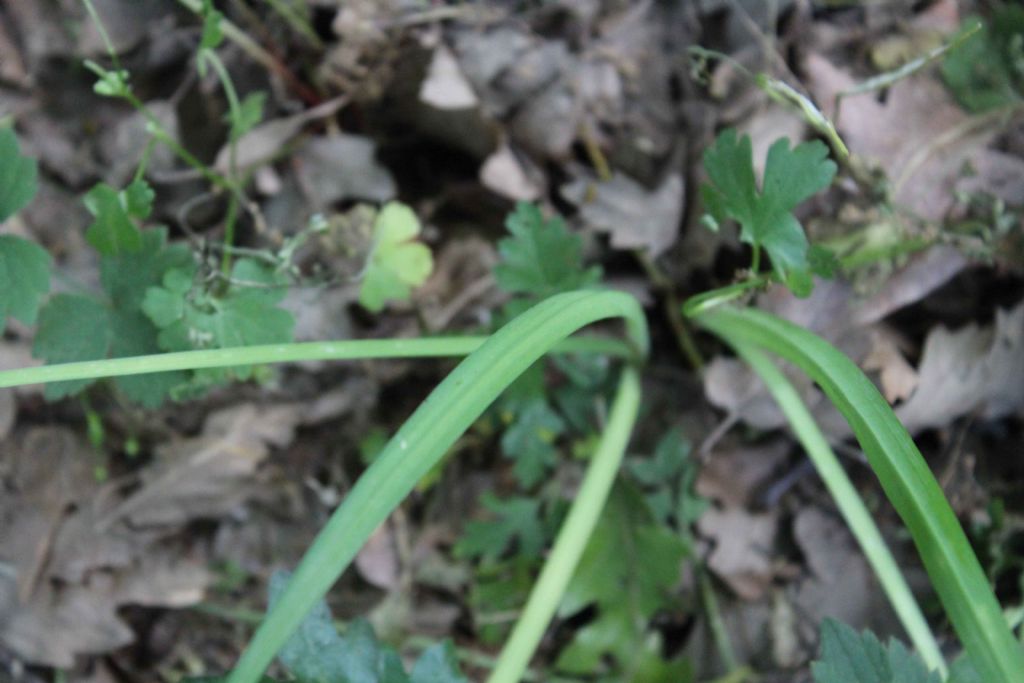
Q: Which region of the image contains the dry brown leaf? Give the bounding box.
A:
[420,45,478,110]
[787,507,899,645]
[704,248,969,437]
[0,15,29,86]
[0,428,212,666]
[897,300,1024,433]
[293,134,396,209]
[862,328,919,403]
[562,171,684,257]
[0,551,207,668]
[698,507,777,601]
[803,53,1004,221]
[356,523,401,590]
[480,143,543,201]
[102,404,303,529]
[696,441,790,507]
[213,96,347,174]
[0,391,14,441]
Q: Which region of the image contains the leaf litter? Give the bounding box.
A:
[0,402,307,666]
[1,0,1024,679]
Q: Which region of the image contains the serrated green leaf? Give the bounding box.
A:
[123,178,155,219]
[0,126,38,222]
[556,481,687,675]
[143,258,293,388]
[811,619,942,683]
[84,182,143,256]
[200,0,224,51]
[108,309,188,408]
[701,129,835,296]
[495,202,601,299]
[32,294,110,399]
[102,228,192,309]
[0,235,51,327]
[267,570,466,683]
[359,202,433,312]
[948,655,981,683]
[501,399,565,487]
[33,229,191,405]
[626,429,706,532]
[942,13,1024,113]
[232,91,266,139]
[469,561,535,646]
[456,493,546,562]
[408,642,469,683]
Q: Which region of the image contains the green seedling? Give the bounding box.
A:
[359,202,434,312]
[943,10,1024,113]
[0,127,50,332]
[4,45,1023,679]
[701,128,837,296]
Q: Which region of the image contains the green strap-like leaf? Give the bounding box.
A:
[225,291,648,683]
[695,305,1024,683]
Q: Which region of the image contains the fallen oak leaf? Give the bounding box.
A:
[896,300,1024,433]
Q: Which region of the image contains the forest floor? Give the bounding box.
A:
[1,1,1023,682]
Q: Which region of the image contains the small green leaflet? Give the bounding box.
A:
[358,202,434,312]
[942,11,1024,113]
[200,0,225,51]
[83,180,151,256]
[33,294,110,399]
[33,228,192,406]
[501,398,566,487]
[143,257,295,387]
[0,126,38,222]
[701,129,836,296]
[626,428,707,537]
[455,493,546,562]
[495,202,601,299]
[811,619,942,683]
[0,128,50,329]
[231,91,267,139]
[0,236,51,329]
[263,570,467,683]
[84,60,131,98]
[556,481,688,677]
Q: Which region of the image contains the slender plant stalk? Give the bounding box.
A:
[488,367,641,683]
[729,341,944,674]
[0,336,632,390]
[695,305,1024,682]
[219,291,647,683]
[0,291,646,682]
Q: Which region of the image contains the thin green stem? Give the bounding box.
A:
[681,275,772,319]
[730,341,944,674]
[749,244,761,275]
[221,190,240,274]
[132,138,157,184]
[81,0,124,71]
[262,0,323,49]
[175,0,320,103]
[487,366,642,683]
[0,335,635,390]
[191,602,541,680]
[695,306,1024,682]
[133,98,232,190]
[699,568,739,673]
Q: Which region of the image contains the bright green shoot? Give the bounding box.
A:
[693,304,1024,682]
[0,290,647,683]
[726,341,943,675]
